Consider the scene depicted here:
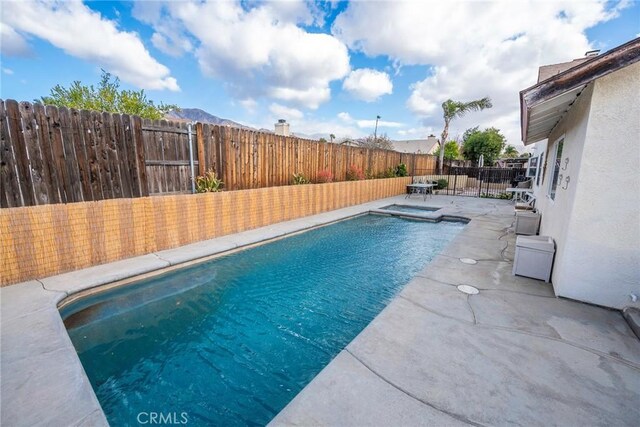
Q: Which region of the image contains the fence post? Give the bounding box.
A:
[196,122,206,176]
[453,172,457,197]
[131,115,149,197]
[187,123,196,194]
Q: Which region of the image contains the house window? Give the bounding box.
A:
[548,137,564,200]
[527,156,538,178]
[536,152,544,186]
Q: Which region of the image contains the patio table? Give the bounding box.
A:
[406,183,436,201]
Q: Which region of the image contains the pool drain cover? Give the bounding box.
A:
[457,285,479,295]
[459,258,478,265]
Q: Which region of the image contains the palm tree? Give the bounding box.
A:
[438,97,492,174]
[503,145,519,158]
[329,133,335,143]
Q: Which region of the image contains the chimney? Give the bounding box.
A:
[274,119,290,136]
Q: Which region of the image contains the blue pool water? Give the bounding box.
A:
[63,214,464,426]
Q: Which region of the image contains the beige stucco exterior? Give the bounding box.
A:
[531,61,640,309]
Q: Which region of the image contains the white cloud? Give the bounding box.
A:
[137,1,350,109]
[132,2,193,57]
[2,68,14,75]
[0,24,32,56]
[397,127,436,137]
[269,103,304,120]
[342,68,393,101]
[333,0,627,144]
[356,119,404,129]
[337,112,353,122]
[2,0,179,91]
[338,111,404,129]
[239,98,258,113]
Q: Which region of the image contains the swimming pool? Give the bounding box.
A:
[62,214,464,426]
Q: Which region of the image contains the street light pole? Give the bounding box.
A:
[374,115,381,142]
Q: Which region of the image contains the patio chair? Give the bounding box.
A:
[517,179,533,189]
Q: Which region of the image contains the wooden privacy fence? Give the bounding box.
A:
[1,99,437,207]
[149,120,437,192]
[1,99,147,207]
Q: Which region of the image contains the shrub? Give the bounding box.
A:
[195,170,223,193]
[316,169,334,183]
[365,168,375,180]
[292,173,310,185]
[346,165,365,181]
[481,192,512,199]
[436,178,448,189]
[395,163,408,177]
[382,167,396,178]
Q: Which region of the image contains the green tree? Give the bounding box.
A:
[438,97,492,173]
[503,145,519,158]
[434,141,460,161]
[318,137,328,143]
[38,70,177,120]
[461,127,506,165]
[329,133,336,143]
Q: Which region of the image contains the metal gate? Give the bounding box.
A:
[414,166,527,198]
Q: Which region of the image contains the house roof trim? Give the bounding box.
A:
[520,37,640,145]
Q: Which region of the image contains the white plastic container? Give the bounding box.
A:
[512,235,555,282]
[515,211,541,235]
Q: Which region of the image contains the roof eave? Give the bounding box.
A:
[520,37,640,145]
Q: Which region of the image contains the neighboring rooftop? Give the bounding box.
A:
[537,57,592,83]
[390,136,439,154]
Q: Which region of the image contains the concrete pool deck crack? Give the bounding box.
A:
[412,274,557,299]
[151,253,172,266]
[35,278,66,296]
[344,349,486,427]
[466,294,478,325]
[398,294,640,371]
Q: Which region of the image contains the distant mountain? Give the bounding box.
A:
[166,108,255,130]
[165,108,331,141]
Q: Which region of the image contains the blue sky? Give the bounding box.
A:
[2,1,639,149]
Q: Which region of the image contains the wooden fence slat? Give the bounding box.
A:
[33,103,62,204]
[112,113,134,198]
[46,105,74,203]
[103,112,123,199]
[20,102,53,205]
[122,114,140,197]
[0,100,23,207]
[132,115,148,196]
[80,110,103,200]
[196,122,206,176]
[69,108,93,201]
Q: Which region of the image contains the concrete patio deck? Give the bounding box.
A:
[270,196,640,426]
[1,195,638,426]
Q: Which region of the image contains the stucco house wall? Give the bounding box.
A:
[534,62,640,309]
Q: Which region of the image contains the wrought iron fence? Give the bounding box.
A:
[412,165,527,199]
